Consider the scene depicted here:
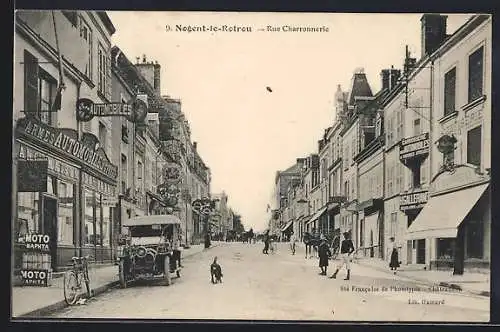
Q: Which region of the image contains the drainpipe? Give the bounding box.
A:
[428,58,435,271]
[76,82,83,258]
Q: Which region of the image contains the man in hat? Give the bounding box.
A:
[330,231,355,280]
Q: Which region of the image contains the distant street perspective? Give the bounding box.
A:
[52,242,489,321]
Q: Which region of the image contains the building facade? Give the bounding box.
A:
[14,10,118,272]
[406,14,491,273]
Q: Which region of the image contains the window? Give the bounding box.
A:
[83,190,95,245]
[98,44,108,96]
[413,118,421,136]
[79,16,92,79]
[101,197,111,247]
[444,67,456,116]
[344,180,349,199]
[387,114,393,146]
[396,110,403,142]
[387,164,394,196]
[137,160,143,191]
[121,154,127,193]
[23,51,57,125]
[420,159,428,185]
[468,46,484,103]
[57,181,74,245]
[467,126,482,167]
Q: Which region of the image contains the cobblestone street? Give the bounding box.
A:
[53,243,489,321]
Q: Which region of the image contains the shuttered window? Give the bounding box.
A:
[24,50,39,115]
[444,67,456,116]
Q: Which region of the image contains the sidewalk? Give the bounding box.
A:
[355,257,490,297]
[11,243,219,318]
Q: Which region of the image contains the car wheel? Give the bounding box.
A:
[119,260,127,288]
[164,256,171,286]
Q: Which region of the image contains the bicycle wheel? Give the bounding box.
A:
[83,265,92,298]
[63,271,79,305]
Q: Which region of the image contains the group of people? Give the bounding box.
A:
[260,228,401,280]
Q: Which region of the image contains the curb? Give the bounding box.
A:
[356,260,490,298]
[18,280,120,318]
[15,244,220,318]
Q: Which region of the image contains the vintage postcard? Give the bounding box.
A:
[11,10,491,322]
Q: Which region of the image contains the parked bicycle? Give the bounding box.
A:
[63,255,92,305]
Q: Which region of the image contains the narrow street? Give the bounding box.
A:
[54,243,489,321]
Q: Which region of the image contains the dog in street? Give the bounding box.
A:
[210,257,223,284]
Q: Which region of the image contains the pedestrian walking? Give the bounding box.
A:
[329,231,355,280]
[289,231,297,255]
[318,235,331,276]
[173,234,183,268]
[389,237,400,274]
[262,230,270,254]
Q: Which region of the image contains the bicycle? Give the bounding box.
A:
[63,255,92,305]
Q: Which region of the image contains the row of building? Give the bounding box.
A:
[270,14,491,274]
[13,10,237,272]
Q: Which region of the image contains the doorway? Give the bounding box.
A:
[417,239,426,264]
[370,230,374,257]
[42,195,58,270]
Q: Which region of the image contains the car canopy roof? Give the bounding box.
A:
[122,214,182,227]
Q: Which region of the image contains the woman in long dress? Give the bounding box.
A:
[318,235,331,276]
[389,237,400,274]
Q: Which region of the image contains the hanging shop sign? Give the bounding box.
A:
[399,190,428,211]
[17,160,48,192]
[76,95,148,123]
[399,132,429,161]
[16,117,118,180]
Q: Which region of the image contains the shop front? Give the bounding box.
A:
[406,165,490,274]
[400,188,429,264]
[14,116,118,272]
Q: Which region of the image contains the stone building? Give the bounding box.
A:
[406,14,491,273]
[13,10,118,271]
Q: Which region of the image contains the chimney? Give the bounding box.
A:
[381,69,390,91]
[421,14,448,58]
[193,142,197,150]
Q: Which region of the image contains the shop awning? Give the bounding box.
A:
[281,220,294,232]
[406,183,489,240]
[305,206,328,225]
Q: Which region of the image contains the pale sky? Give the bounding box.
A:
[107,12,473,232]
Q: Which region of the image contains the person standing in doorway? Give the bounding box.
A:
[318,234,331,276]
[330,231,355,280]
[173,233,183,268]
[389,237,400,274]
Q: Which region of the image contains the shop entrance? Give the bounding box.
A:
[417,239,426,264]
[42,195,58,271]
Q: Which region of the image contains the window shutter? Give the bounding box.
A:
[106,50,112,100]
[24,50,39,114]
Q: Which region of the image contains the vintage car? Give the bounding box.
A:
[118,214,182,288]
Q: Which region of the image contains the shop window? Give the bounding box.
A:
[444,67,456,116]
[468,46,484,103]
[101,197,111,247]
[437,238,454,259]
[84,190,95,245]
[467,126,481,167]
[466,220,483,259]
[57,181,74,245]
[17,192,40,236]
